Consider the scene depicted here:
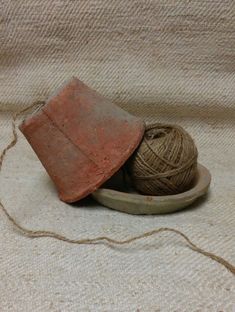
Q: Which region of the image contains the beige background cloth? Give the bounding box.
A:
[0,1,235,311]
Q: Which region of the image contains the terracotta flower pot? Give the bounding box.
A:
[19,78,144,203]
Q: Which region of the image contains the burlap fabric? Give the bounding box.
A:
[0,1,234,311]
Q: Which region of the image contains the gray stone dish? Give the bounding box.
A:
[92,164,211,214]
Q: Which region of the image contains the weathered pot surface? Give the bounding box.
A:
[19,77,145,203]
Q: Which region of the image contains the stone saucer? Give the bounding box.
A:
[92,164,211,214]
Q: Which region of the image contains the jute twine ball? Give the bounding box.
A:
[126,123,198,195]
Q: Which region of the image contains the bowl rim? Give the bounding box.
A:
[92,163,211,205]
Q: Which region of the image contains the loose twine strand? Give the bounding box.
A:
[0,103,234,276]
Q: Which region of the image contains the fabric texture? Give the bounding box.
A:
[0,1,235,311]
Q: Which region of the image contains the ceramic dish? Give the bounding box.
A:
[92,164,211,214]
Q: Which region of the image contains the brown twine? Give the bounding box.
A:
[0,103,234,276]
[126,123,198,195]
[0,102,45,171]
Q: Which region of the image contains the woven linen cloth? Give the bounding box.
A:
[0,1,235,311]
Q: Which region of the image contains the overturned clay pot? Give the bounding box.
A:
[19,77,145,203]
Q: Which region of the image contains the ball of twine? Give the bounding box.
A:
[126,123,198,195]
